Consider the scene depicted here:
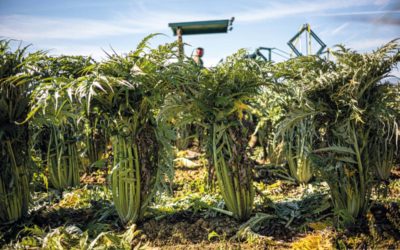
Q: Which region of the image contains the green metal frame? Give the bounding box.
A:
[287,23,326,56]
[168,19,233,36]
[247,47,272,61]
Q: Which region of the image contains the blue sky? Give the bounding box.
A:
[0,0,399,66]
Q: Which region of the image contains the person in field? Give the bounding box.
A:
[192,47,204,67]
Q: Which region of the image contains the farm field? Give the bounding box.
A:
[1,147,400,249]
[1,36,400,249]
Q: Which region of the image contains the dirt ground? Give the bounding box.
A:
[0,148,399,249]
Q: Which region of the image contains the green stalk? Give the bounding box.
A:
[47,126,80,191]
[133,143,141,221]
[213,125,235,214]
[0,140,30,223]
[119,136,127,219]
[212,123,254,221]
[126,141,135,221]
[351,125,366,211]
[111,134,145,224]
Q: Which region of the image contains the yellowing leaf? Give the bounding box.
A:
[292,231,333,250]
[307,221,331,231]
[233,100,249,120]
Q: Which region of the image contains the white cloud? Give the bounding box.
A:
[0,11,223,42]
[331,22,350,35]
[319,22,350,38]
[318,10,400,16]
[373,0,391,6]
[0,15,161,41]
[234,0,375,22]
[0,0,383,43]
[1,0,396,59]
[43,44,108,60]
[347,38,392,50]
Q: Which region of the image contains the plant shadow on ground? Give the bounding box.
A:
[141,211,239,245]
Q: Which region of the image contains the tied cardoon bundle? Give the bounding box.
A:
[25,55,93,191]
[277,40,400,228]
[0,41,35,223]
[77,35,176,224]
[272,56,328,184]
[166,50,265,220]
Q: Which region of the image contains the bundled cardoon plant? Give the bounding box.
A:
[283,118,314,184]
[166,50,265,220]
[271,57,327,184]
[78,36,176,223]
[278,40,400,227]
[25,55,92,190]
[0,41,36,223]
[368,82,399,181]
